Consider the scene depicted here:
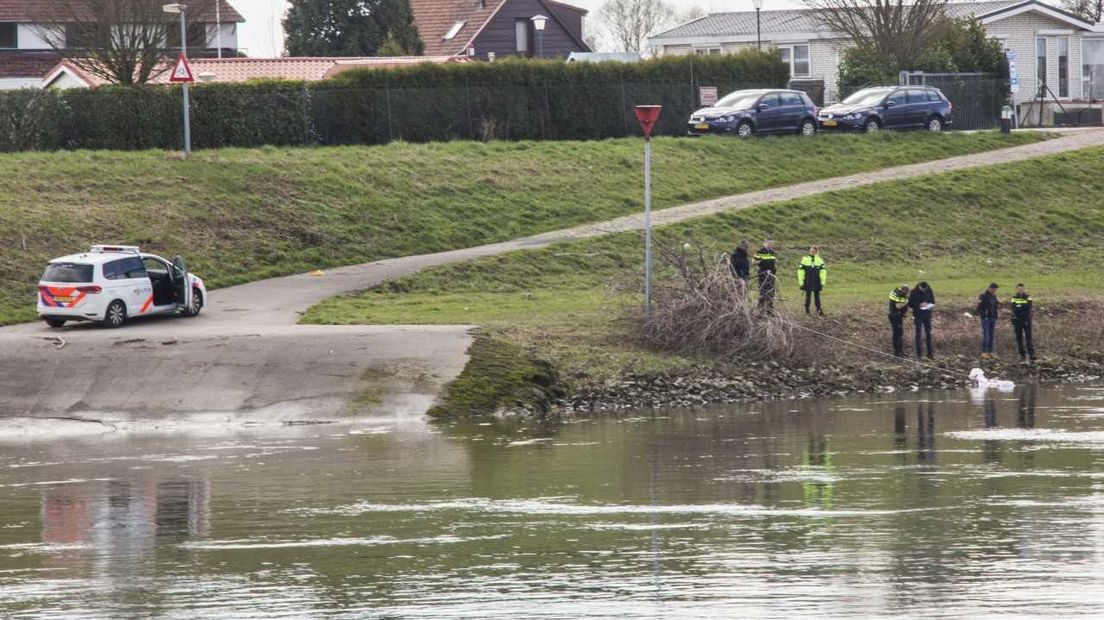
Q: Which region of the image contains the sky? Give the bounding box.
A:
[234,0,808,58]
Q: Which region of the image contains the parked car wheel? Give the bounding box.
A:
[43,318,66,328]
[863,118,881,133]
[926,115,943,132]
[736,121,754,138]
[798,119,817,136]
[104,300,127,329]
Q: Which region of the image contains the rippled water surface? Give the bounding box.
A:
[3,385,1104,618]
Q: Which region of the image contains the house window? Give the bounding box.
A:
[1085,39,1104,101]
[1036,37,1047,96]
[778,44,811,77]
[515,19,531,56]
[1057,37,1069,98]
[0,23,16,49]
[694,47,721,55]
[444,21,465,41]
[167,23,206,51]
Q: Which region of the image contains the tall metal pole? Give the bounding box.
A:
[538,30,544,59]
[644,136,653,316]
[756,8,761,51]
[180,7,191,158]
[215,0,222,59]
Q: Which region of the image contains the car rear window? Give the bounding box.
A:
[927,90,943,102]
[42,262,93,283]
[781,92,803,106]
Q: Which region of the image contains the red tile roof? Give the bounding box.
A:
[409,0,506,56]
[43,56,468,87]
[0,0,243,22]
[0,52,61,78]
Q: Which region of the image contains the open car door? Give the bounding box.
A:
[172,255,193,313]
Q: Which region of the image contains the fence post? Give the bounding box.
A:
[385,77,394,143]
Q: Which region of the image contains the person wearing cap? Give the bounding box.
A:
[977,283,1000,359]
[754,239,778,311]
[1010,283,1036,363]
[888,284,911,358]
[908,281,936,359]
[796,246,827,316]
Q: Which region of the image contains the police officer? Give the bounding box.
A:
[754,239,778,311]
[1011,283,1036,363]
[730,239,750,283]
[888,284,911,358]
[797,246,827,316]
[909,281,936,359]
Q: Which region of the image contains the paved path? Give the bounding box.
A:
[3,129,1101,421]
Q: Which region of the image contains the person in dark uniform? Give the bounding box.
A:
[754,239,778,311]
[1010,282,1036,363]
[908,281,936,359]
[796,246,827,316]
[888,284,911,358]
[729,239,750,283]
[977,282,1000,359]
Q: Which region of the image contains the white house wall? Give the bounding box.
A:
[0,77,42,89]
[205,23,237,52]
[981,12,1085,102]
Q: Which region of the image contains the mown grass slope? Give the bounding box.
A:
[0,131,1043,325]
[304,145,1104,379]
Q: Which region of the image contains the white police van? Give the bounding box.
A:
[37,245,207,329]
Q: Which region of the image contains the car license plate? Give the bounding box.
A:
[822,120,837,127]
[53,296,72,303]
[694,123,709,130]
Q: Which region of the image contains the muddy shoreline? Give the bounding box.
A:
[548,354,1104,416]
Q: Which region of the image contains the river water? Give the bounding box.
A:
[2,385,1104,618]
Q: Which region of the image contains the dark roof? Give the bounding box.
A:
[0,52,62,78]
[410,0,589,56]
[653,1,1025,39]
[0,0,244,23]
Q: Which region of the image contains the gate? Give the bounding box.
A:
[899,71,1009,131]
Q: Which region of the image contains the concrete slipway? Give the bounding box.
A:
[1,128,1101,429]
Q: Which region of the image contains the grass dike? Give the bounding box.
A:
[0,131,1043,326]
[306,143,1104,417]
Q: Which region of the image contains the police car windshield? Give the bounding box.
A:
[842,88,893,106]
[43,262,93,283]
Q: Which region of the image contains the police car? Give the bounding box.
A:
[37,245,207,328]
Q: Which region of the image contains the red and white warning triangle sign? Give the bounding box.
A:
[169,52,194,83]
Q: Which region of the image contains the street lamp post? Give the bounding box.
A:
[163,3,191,158]
[633,105,662,316]
[531,14,547,58]
[753,0,763,51]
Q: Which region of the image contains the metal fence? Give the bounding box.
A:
[899,71,1008,131]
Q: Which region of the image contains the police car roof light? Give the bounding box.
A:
[90,245,140,254]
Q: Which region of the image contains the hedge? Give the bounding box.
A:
[0,52,789,152]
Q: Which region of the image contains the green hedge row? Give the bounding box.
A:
[0,53,789,151]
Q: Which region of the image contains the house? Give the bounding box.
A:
[0,0,244,90]
[42,55,470,89]
[648,0,1104,118]
[409,0,591,60]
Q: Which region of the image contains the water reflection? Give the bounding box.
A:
[1,385,1103,618]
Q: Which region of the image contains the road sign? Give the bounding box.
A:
[169,52,194,84]
[699,86,718,107]
[1006,50,1019,94]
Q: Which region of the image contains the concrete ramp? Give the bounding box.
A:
[0,325,472,422]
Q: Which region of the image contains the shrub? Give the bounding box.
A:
[0,52,788,152]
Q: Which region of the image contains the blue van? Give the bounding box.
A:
[688,89,819,137]
[818,86,953,132]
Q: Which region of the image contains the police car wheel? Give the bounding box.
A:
[104,300,127,329]
[44,318,66,328]
[186,289,203,317]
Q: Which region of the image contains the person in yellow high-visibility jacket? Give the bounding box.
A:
[796,247,827,316]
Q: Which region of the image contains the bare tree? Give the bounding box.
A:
[1063,0,1103,23]
[599,0,675,53]
[803,0,949,67]
[33,0,218,85]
